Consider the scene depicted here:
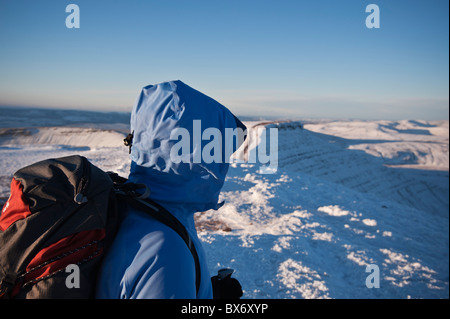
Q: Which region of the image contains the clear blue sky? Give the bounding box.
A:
[0,0,448,120]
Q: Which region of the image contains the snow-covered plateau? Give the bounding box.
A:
[0,107,448,299]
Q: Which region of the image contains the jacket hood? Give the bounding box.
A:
[128,80,246,214]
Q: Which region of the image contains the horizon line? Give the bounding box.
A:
[0,104,448,123]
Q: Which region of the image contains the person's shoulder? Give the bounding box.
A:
[120,209,197,298]
[120,208,194,265]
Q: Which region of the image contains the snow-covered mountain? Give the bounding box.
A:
[0,107,448,298]
[199,119,448,298]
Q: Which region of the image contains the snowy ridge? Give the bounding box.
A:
[277,120,449,217]
[198,119,449,298]
[0,127,127,148]
[0,126,131,199]
[305,120,449,170]
[0,109,448,299]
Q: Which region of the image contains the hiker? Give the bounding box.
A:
[96,80,246,299]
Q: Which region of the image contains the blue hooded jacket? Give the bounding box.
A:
[96,81,246,299]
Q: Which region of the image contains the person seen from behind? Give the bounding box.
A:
[96,80,245,299]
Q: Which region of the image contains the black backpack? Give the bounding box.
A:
[0,155,200,299]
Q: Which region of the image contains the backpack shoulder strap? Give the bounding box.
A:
[108,173,201,296]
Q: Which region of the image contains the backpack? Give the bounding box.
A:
[0,155,200,299]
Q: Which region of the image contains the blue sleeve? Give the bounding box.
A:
[123,226,197,299]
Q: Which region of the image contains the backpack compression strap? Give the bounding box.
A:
[109,173,201,296]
